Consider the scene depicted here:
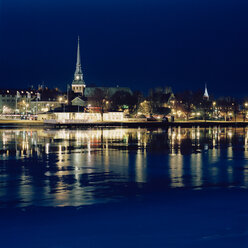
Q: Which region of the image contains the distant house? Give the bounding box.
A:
[71,96,86,107]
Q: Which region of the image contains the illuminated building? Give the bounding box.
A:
[0,89,37,114]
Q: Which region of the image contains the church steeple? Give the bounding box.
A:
[74,36,84,81]
[203,83,209,100]
[72,36,86,95]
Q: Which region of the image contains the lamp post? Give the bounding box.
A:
[212,101,216,120]
[58,97,63,112]
[64,100,68,112]
[36,98,38,115]
[15,96,18,114]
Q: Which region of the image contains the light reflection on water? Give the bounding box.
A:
[1,127,248,207]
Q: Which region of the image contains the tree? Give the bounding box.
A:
[148,88,173,115]
[217,98,233,121]
[137,100,153,115]
[111,91,133,111]
[91,88,109,120]
[153,107,171,116]
[110,90,143,114]
[131,91,144,114]
[232,101,239,122]
[175,91,195,120]
[38,87,62,101]
[201,99,212,121]
[175,90,206,120]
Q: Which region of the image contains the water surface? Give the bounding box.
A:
[1,127,248,207]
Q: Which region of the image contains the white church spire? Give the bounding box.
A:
[203,83,209,100]
[74,36,84,81]
[71,36,86,95]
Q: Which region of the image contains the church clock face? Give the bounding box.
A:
[76,75,80,80]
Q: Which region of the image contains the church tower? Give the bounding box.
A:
[71,36,86,95]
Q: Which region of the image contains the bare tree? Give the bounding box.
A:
[91,88,108,121]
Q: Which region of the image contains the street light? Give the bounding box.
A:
[244,102,248,121]
[212,101,216,119]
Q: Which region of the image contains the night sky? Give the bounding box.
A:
[0,0,248,97]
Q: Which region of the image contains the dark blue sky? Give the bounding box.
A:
[0,0,248,96]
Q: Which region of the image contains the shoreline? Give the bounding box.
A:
[1,119,248,128]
